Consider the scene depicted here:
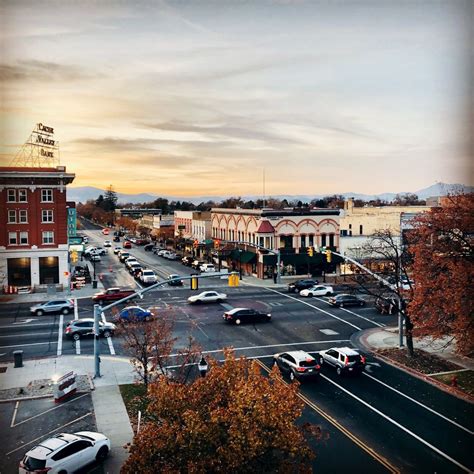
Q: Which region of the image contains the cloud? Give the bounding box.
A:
[0,60,100,82]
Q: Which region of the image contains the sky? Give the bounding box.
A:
[1,0,472,198]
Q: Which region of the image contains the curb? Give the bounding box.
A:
[352,328,474,404]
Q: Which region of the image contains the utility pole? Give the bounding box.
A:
[93,303,101,378]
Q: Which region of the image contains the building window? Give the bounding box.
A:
[42,231,54,244]
[349,224,352,230]
[18,189,27,202]
[7,189,16,202]
[19,232,28,245]
[19,210,28,223]
[42,210,54,223]
[41,189,53,202]
[341,230,348,236]
[8,232,17,245]
[359,225,363,235]
[321,233,327,247]
[8,210,16,223]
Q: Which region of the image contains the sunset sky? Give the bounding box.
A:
[1,1,472,198]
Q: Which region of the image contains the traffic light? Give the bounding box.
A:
[214,239,220,249]
[307,246,314,257]
[193,239,199,248]
[326,249,332,263]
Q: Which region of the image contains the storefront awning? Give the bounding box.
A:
[230,249,257,264]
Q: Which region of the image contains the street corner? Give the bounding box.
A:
[0,391,98,474]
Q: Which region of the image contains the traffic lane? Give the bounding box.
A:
[317,365,473,472]
[295,370,470,473]
[0,302,36,322]
[360,357,474,433]
[0,393,98,474]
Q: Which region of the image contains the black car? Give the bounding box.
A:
[223,308,272,325]
[287,279,319,293]
[328,294,366,307]
[113,236,120,242]
[182,256,194,266]
[144,243,155,252]
[167,274,184,286]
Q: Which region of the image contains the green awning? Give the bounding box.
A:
[230,250,257,264]
[203,239,214,245]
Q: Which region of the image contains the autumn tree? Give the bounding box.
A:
[408,193,474,355]
[122,351,319,473]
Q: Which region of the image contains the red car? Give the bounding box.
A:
[123,241,132,249]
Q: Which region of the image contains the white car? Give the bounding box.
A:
[157,249,168,257]
[90,254,101,262]
[113,246,122,254]
[103,240,112,247]
[299,285,334,297]
[19,431,110,474]
[188,291,227,304]
[200,263,216,273]
[140,269,157,284]
[125,257,139,268]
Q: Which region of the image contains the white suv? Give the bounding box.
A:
[200,263,216,273]
[140,269,157,284]
[19,431,110,473]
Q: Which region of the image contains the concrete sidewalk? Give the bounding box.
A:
[0,355,136,471]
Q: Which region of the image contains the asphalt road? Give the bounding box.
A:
[1,222,472,473]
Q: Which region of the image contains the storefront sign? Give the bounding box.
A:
[38,123,54,134]
[54,371,77,402]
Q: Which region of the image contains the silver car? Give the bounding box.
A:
[30,299,74,316]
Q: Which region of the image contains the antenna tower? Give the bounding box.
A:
[10,123,60,167]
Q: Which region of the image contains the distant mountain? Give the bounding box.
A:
[67,182,473,205]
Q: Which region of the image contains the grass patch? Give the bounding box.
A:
[430,370,474,398]
[119,383,149,423]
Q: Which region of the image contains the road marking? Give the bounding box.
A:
[0,342,58,349]
[12,318,38,325]
[6,412,93,456]
[321,374,472,473]
[319,329,339,335]
[255,359,399,474]
[168,339,351,358]
[321,300,386,328]
[262,288,362,330]
[101,312,115,355]
[74,298,80,355]
[10,401,19,428]
[56,314,63,356]
[12,392,90,427]
[0,332,58,338]
[362,372,474,435]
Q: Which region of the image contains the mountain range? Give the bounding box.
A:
[66,183,472,205]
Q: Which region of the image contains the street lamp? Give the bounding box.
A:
[198,355,208,377]
[238,249,243,279]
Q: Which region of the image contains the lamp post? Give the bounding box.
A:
[198,355,208,377]
[238,249,243,279]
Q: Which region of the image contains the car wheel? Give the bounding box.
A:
[216,299,222,303]
[58,470,67,474]
[36,310,44,316]
[103,330,111,338]
[145,316,151,322]
[339,303,344,308]
[336,366,342,376]
[360,301,365,307]
[96,445,109,461]
[308,293,313,297]
[235,319,241,325]
[73,333,80,341]
[289,371,295,382]
[326,292,332,296]
[62,308,70,315]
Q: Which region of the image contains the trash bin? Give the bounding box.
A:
[92,280,98,289]
[13,350,23,368]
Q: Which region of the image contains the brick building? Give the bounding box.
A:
[0,166,75,290]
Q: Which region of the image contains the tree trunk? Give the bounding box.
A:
[405,316,415,357]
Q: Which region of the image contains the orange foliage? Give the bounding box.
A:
[408,193,474,355]
[122,351,317,473]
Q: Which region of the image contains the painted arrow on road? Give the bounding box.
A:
[365,362,381,373]
[12,318,38,324]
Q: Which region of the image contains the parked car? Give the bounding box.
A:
[200,263,216,273]
[299,285,334,297]
[191,260,206,270]
[144,243,155,252]
[287,279,319,293]
[140,269,158,284]
[65,318,116,340]
[135,239,149,246]
[167,274,183,286]
[103,240,112,247]
[328,294,366,308]
[113,236,120,242]
[157,249,168,257]
[273,350,321,381]
[115,306,152,322]
[92,287,135,304]
[30,299,74,316]
[123,241,132,249]
[188,291,227,304]
[19,431,110,474]
[181,256,194,266]
[223,307,271,325]
[165,252,178,260]
[319,347,366,375]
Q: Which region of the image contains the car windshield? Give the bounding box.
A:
[24,456,46,470]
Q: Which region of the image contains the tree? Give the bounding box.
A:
[122,351,319,473]
[103,185,118,212]
[408,193,474,355]
[391,193,426,206]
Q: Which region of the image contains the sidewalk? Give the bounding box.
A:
[0,355,136,471]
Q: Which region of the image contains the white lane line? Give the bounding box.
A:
[321,300,386,328]
[0,332,58,338]
[6,413,93,456]
[362,372,474,435]
[10,401,19,428]
[101,312,115,355]
[168,339,351,358]
[262,287,362,330]
[0,342,58,349]
[56,314,63,356]
[74,298,80,355]
[321,374,472,473]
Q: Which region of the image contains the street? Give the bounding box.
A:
[0,224,472,473]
